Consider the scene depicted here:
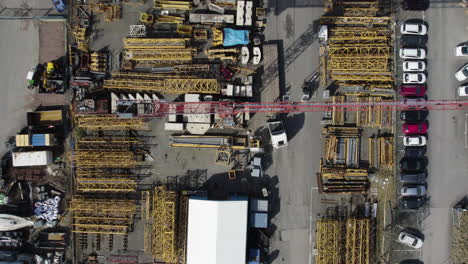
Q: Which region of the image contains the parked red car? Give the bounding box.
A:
[402,123,428,134]
[400,85,427,96]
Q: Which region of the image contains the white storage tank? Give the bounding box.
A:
[12,151,53,167]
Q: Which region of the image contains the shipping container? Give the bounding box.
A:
[12,151,53,167]
[249,212,268,228]
[15,135,30,147]
[249,198,268,212]
[31,134,54,146]
[16,134,54,147]
[27,110,63,126]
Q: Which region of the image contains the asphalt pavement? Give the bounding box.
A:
[262,0,325,263]
[0,20,40,158]
[397,4,468,264]
[422,6,468,264]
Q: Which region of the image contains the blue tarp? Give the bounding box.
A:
[223,28,249,47]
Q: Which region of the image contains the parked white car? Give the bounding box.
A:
[400,22,427,35]
[403,136,427,147]
[403,73,426,84]
[455,63,468,81]
[397,230,424,249]
[458,85,468,96]
[403,60,426,72]
[454,45,468,56]
[400,48,426,59]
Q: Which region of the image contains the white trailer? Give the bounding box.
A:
[12,151,53,167]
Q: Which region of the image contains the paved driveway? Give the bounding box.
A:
[422,6,468,264]
[262,0,324,263]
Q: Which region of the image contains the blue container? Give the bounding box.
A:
[248,248,261,264]
[31,134,46,146]
[249,212,268,228]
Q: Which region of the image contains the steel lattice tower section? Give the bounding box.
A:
[345,218,370,264]
[123,38,190,49]
[70,196,137,235]
[75,114,149,130]
[73,136,144,192]
[102,78,220,94]
[316,219,341,264]
[152,186,179,263]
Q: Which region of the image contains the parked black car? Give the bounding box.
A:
[400,157,428,171]
[400,171,427,184]
[402,0,429,10]
[400,110,429,122]
[404,147,426,158]
[400,35,428,47]
[400,196,427,209]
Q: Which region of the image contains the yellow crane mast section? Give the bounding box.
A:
[343,8,378,17]
[330,72,393,82]
[75,178,137,192]
[328,46,390,56]
[123,37,190,49]
[328,57,389,71]
[103,78,220,94]
[111,71,196,79]
[320,16,390,25]
[75,114,148,130]
[330,28,391,37]
[126,49,193,61]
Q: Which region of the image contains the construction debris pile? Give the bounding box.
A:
[34,196,61,225]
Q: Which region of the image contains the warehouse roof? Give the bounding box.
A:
[186,199,248,264]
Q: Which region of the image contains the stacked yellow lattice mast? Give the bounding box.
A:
[321,0,394,91]
[69,196,136,235]
[316,217,371,264]
[123,38,194,66]
[144,186,188,264]
[70,110,150,235]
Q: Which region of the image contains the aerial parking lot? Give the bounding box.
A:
[396,4,468,263]
[0,0,466,264]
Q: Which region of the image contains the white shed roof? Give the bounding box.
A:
[186,199,248,264]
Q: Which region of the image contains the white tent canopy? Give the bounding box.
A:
[186,199,248,264]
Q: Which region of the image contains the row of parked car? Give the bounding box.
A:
[396,12,428,264]
[398,21,429,212]
[454,44,468,96]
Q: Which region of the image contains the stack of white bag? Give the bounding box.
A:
[34,196,61,224]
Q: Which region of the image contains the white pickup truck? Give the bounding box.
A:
[267,119,288,149]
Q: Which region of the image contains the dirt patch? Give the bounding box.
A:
[39,20,66,63]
